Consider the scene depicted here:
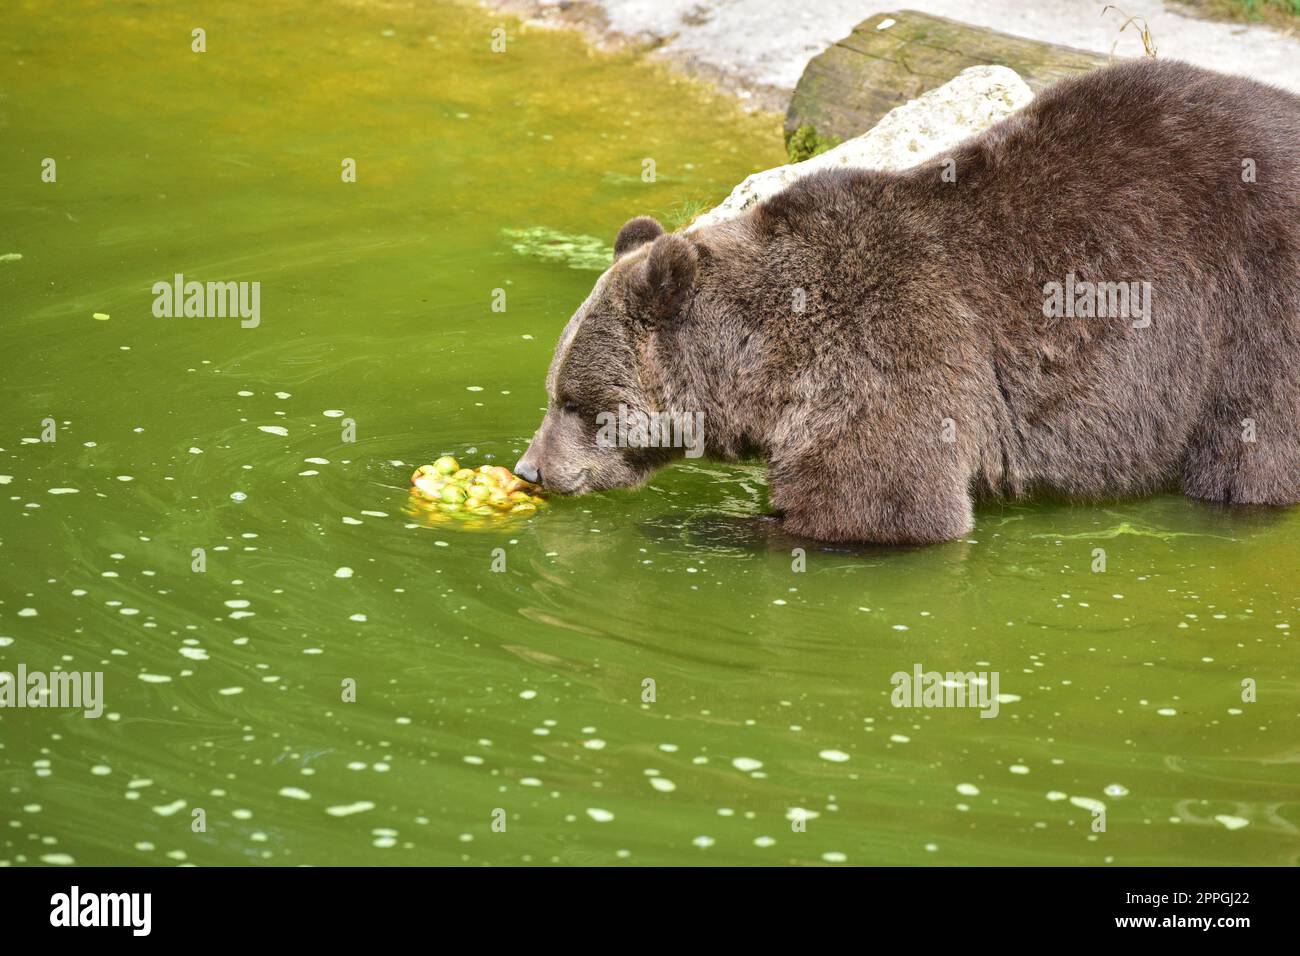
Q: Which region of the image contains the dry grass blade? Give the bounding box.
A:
[1102,5,1159,59]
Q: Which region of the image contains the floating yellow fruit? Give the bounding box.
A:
[405,458,546,525]
[412,475,444,500]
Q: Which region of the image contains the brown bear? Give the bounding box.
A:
[515,58,1300,544]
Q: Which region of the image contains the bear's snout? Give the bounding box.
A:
[514,457,541,486]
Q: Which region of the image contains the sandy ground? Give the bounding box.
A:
[483,0,1300,110]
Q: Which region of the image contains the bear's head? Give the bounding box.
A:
[514,216,705,494]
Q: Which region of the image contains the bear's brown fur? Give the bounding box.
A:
[516,59,1300,544]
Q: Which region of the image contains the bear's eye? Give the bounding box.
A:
[561,402,580,415]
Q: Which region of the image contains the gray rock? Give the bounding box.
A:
[688,65,1034,231]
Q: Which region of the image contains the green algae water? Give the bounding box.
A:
[2,0,1298,868]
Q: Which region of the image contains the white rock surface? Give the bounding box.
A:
[574,0,1300,96]
[689,65,1034,231]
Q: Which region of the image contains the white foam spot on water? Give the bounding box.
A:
[18,608,37,617]
[230,491,247,502]
[349,613,367,623]
[1069,796,1106,813]
[1009,764,1030,775]
[649,777,676,793]
[224,599,250,609]
[956,783,980,796]
[0,637,13,647]
[334,567,354,579]
[1104,783,1129,797]
[323,409,344,418]
[275,391,291,399]
[583,739,606,750]
[91,765,112,776]
[0,476,12,484]
[40,853,75,865]
[138,674,171,683]
[585,808,615,823]
[152,799,187,816]
[342,516,362,525]
[821,851,846,863]
[258,425,288,437]
[361,510,387,518]
[326,801,375,817]
[1215,815,1249,830]
[1156,708,1177,716]
[48,488,78,495]
[1046,791,1068,801]
[278,787,311,800]
[890,734,910,743]
[219,687,243,696]
[179,647,208,661]
[732,757,763,772]
[819,749,850,763]
[305,457,330,464]
[692,835,715,848]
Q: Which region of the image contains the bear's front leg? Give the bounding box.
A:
[767,421,976,546]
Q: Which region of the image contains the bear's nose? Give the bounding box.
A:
[515,459,541,485]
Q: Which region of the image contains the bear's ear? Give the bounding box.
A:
[613,216,664,260]
[629,232,698,325]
